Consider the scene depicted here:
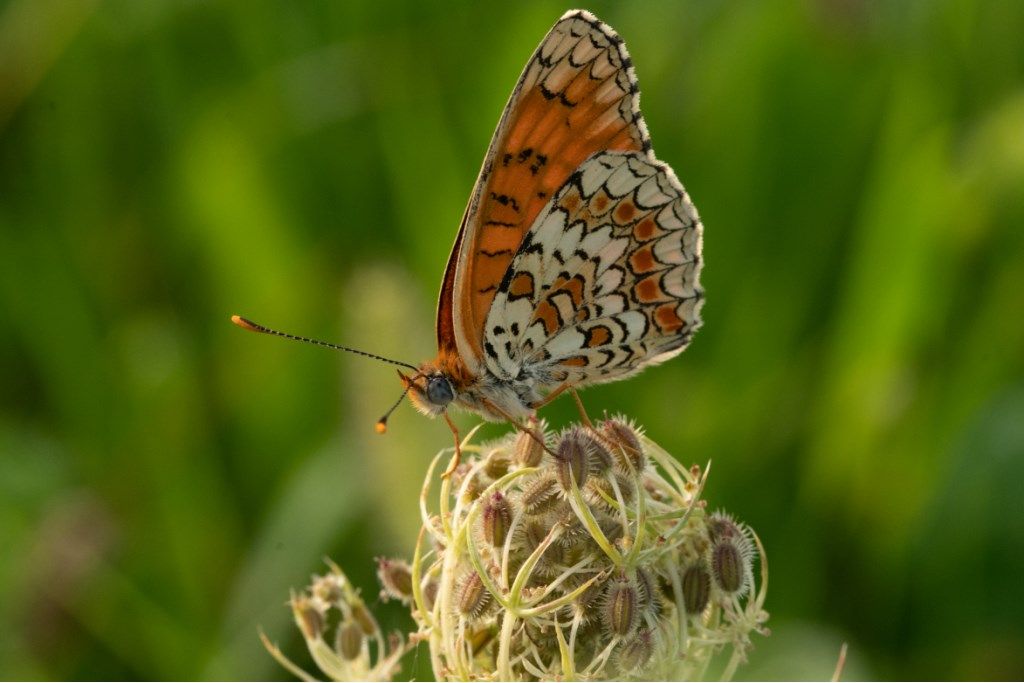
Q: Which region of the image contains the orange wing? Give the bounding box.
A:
[437,10,652,373]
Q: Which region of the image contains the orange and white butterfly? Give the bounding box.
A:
[408,10,704,421]
[234,10,703,434]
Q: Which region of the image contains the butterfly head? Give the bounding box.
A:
[400,366,455,417]
[401,350,476,418]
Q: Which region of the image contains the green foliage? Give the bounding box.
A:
[1,0,1021,679]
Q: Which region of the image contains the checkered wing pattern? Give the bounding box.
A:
[483,151,704,389]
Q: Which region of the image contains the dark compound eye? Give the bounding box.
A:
[426,375,455,406]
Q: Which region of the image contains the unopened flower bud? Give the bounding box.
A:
[598,516,625,546]
[292,594,324,641]
[618,628,654,672]
[457,570,493,618]
[351,601,377,635]
[581,431,614,474]
[634,567,660,616]
[463,472,483,501]
[705,512,754,596]
[602,575,639,636]
[711,540,748,595]
[311,574,343,606]
[682,563,711,615]
[521,475,561,515]
[554,505,588,548]
[555,430,590,490]
[514,418,546,468]
[376,557,414,604]
[707,511,742,542]
[337,620,363,660]
[421,575,439,612]
[601,418,646,473]
[482,491,513,547]
[484,448,510,479]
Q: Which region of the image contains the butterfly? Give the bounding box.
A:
[404,10,704,421]
[233,10,703,452]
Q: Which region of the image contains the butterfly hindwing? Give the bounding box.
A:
[441,10,651,372]
[483,151,703,391]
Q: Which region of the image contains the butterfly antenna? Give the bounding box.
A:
[231,315,418,371]
[375,381,416,434]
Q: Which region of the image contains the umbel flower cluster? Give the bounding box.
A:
[265,417,769,681]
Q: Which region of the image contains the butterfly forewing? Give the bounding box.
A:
[440,10,652,372]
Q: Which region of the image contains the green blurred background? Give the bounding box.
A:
[2,0,1022,679]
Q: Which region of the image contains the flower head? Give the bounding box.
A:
[268,416,769,681]
[409,416,769,680]
[261,560,407,682]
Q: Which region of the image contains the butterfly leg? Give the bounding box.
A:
[441,411,462,478]
[480,398,556,458]
[570,389,594,429]
[529,383,594,428]
[530,381,573,410]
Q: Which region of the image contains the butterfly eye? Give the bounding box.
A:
[425,375,455,406]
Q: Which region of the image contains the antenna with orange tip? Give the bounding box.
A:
[231,314,260,332]
[375,372,418,434]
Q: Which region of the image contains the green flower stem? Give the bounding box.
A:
[641,439,693,500]
[608,464,633,537]
[625,468,649,566]
[665,562,688,661]
[501,503,527,590]
[591,484,626,514]
[419,450,447,541]
[260,632,319,683]
[525,556,594,606]
[583,636,621,678]
[509,524,563,606]
[465,525,515,612]
[518,571,606,617]
[554,617,575,681]
[496,609,518,680]
[568,474,623,566]
[410,526,433,629]
[459,467,539,613]
[437,529,469,680]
